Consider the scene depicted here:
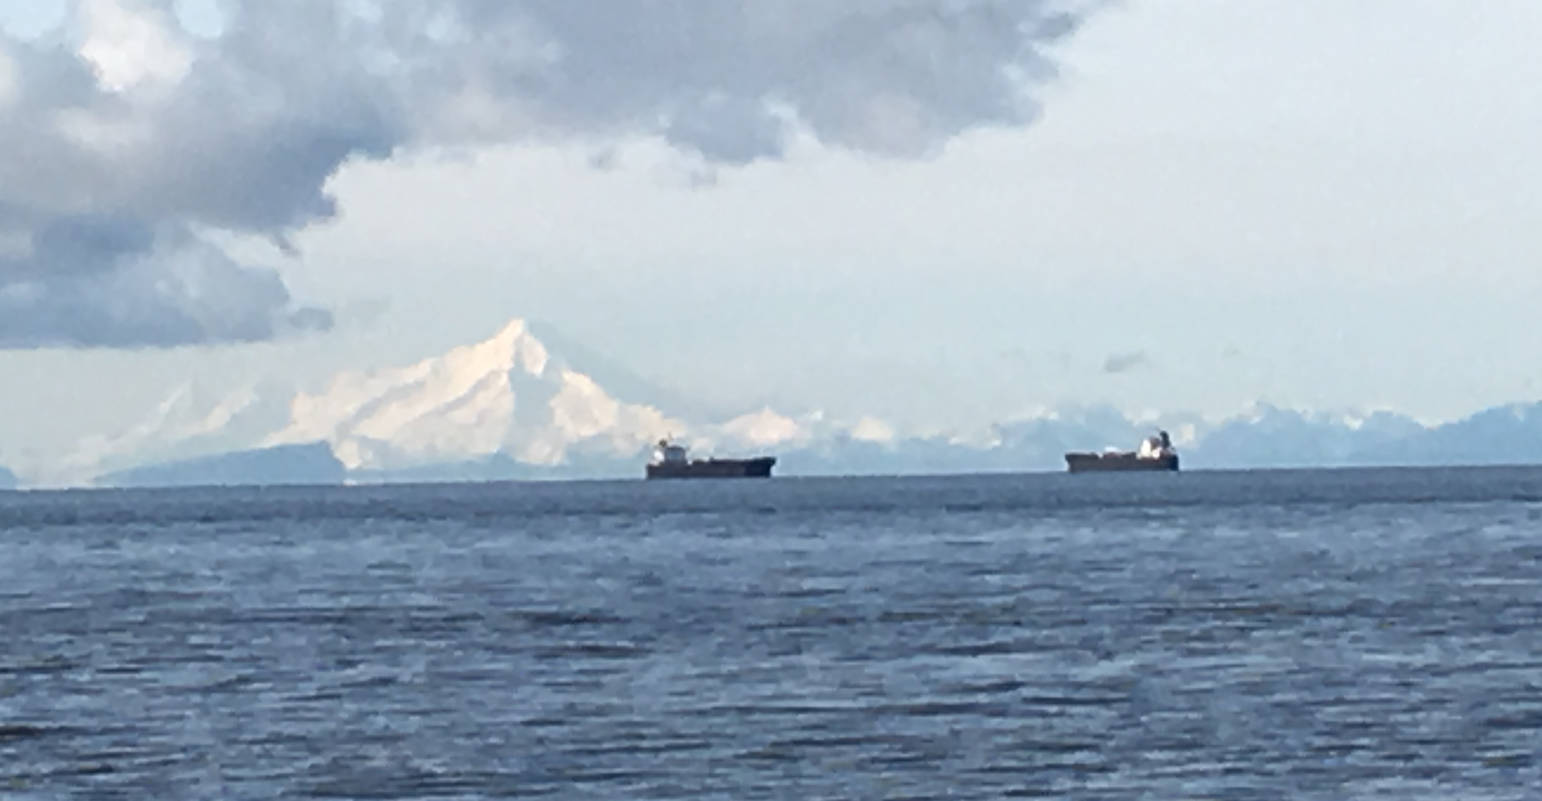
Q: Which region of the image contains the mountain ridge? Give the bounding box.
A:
[23,317,1540,488]
[100,442,346,488]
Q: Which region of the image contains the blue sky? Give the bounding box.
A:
[2,0,1541,469]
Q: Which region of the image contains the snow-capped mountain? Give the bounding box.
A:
[51,378,293,486]
[42,316,1542,488]
[255,319,842,474]
[1191,402,1427,468]
[262,318,687,471]
[66,318,839,485]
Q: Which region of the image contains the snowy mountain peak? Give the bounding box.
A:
[424,317,549,380]
[264,319,680,471]
[473,317,549,377]
[714,407,810,451]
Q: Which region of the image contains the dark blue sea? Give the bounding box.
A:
[3,467,1541,799]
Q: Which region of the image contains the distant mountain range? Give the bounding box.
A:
[27,318,1542,488]
[101,443,346,488]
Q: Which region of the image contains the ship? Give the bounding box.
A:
[645,439,776,479]
[1065,430,1180,473]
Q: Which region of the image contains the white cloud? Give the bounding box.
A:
[77,0,192,91]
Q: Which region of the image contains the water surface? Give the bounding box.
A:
[2,467,1540,798]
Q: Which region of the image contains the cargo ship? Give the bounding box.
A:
[646,439,776,479]
[1065,430,1180,473]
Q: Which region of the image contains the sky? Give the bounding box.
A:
[2,0,1541,472]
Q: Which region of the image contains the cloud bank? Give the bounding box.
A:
[1,0,1095,348]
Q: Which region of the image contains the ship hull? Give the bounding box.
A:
[1064,452,1179,473]
[646,457,776,479]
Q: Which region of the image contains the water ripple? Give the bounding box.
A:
[1,469,1540,798]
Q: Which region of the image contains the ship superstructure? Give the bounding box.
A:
[1065,430,1180,473]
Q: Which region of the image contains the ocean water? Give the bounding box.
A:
[2,467,1541,800]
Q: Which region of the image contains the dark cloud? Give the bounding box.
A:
[0,225,332,347]
[1102,350,1149,374]
[1,0,1097,348]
